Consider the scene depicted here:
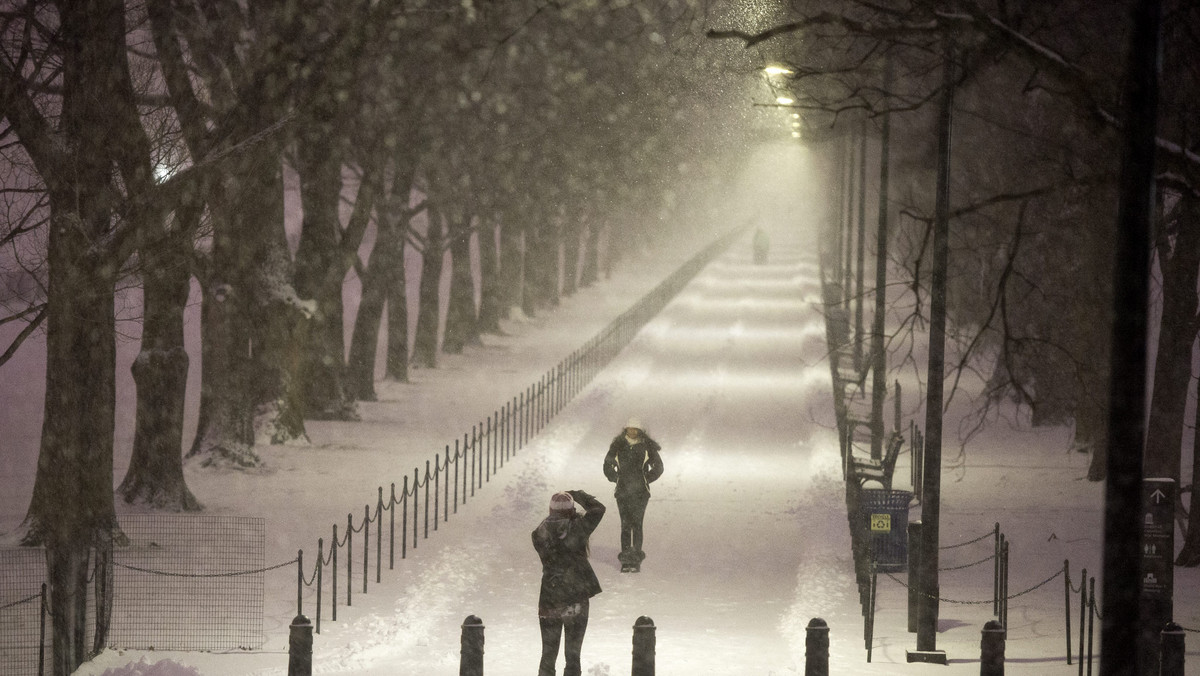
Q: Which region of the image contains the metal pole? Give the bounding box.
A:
[1102,1,1162,674]
[914,31,956,663]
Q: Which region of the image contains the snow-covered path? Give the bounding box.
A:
[304,231,853,675]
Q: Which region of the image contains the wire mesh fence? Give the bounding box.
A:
[1,514,269,675]
[109,514,267,651]
[0,548,48,676]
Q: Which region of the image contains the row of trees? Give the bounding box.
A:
[712,0,1200,561]
[0,2,760,673]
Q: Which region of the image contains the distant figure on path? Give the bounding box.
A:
[532,490,605,676]
[753,227,770,264]
[602,418,664,572]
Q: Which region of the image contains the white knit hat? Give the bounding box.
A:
[624,418,643,431]
[549,492,575,515]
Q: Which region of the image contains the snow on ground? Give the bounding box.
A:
[7,219,1200,674]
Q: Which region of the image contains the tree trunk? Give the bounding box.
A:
[412,210,444,368]
[1144,193,1200,480]
[19,5,127,670]
[1174,199,1200,566]
[293,140,356,420]
[189,148,291,464]
[580,222,601,289]
[477,221,503,334]
[347,187,406,398]
[499,222,525,319]
[347,253,388,401]
[384,214,411,381]
[562,217,582,297]
[443,216,478,353]
[119,204,201,510]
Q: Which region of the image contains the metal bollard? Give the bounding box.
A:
[460,615,484,676]
[980,619,1005,676]
[632,616,656,676]
[1160,622,1185,676]
[805,617,829,676]
[288,615,313,676]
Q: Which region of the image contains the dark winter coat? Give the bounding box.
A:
[602,434,664,499]
[532,490,605,611]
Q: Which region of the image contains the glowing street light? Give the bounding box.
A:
[763,65,793,76]
[776,96,794,105]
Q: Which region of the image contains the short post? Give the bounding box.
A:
[460,615,484,676]
[805,618,829,676]
[632,616,656,676]
[1160,621,1185,676]
[980,619,1005,676]
[288,614,313,676]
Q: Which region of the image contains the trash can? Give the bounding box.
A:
[860,488,912,571]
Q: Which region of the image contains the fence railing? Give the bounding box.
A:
[292,226,746,632]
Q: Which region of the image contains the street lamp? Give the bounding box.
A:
[776,96,794,105]
[763,64,793,76]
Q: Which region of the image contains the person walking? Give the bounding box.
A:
[532,489,605,676]
[602,418,664,572]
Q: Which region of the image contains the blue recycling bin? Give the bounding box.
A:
[860,488,912,571]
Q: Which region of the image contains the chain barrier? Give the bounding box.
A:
[882,567,1063,605]
[113,558,298,578]
[940,528,995,550]
[0,592,40,611]
[939,551,997,572]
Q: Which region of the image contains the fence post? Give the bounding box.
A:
[296,549,303,616]
[805,617,829,676]
[316,539,323,634]
[363,505,369,594]
[1001,539,1009,630]
[39,582,46,676]
[993,524,1001,615]
[460,615,484,676]
[1063,559,1071,665]
[980,619,1005,676]
[632,616,656,676]
[346,514,353,607]
[1078,567,1086,676]
[288,615,313,676]
[389,483,396,569]
[332,525,338,620]
[1160,621,1184,676]
[1086,577,1095,676]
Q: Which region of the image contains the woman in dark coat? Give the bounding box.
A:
[602,418,664,572]
[532,489,605,676]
